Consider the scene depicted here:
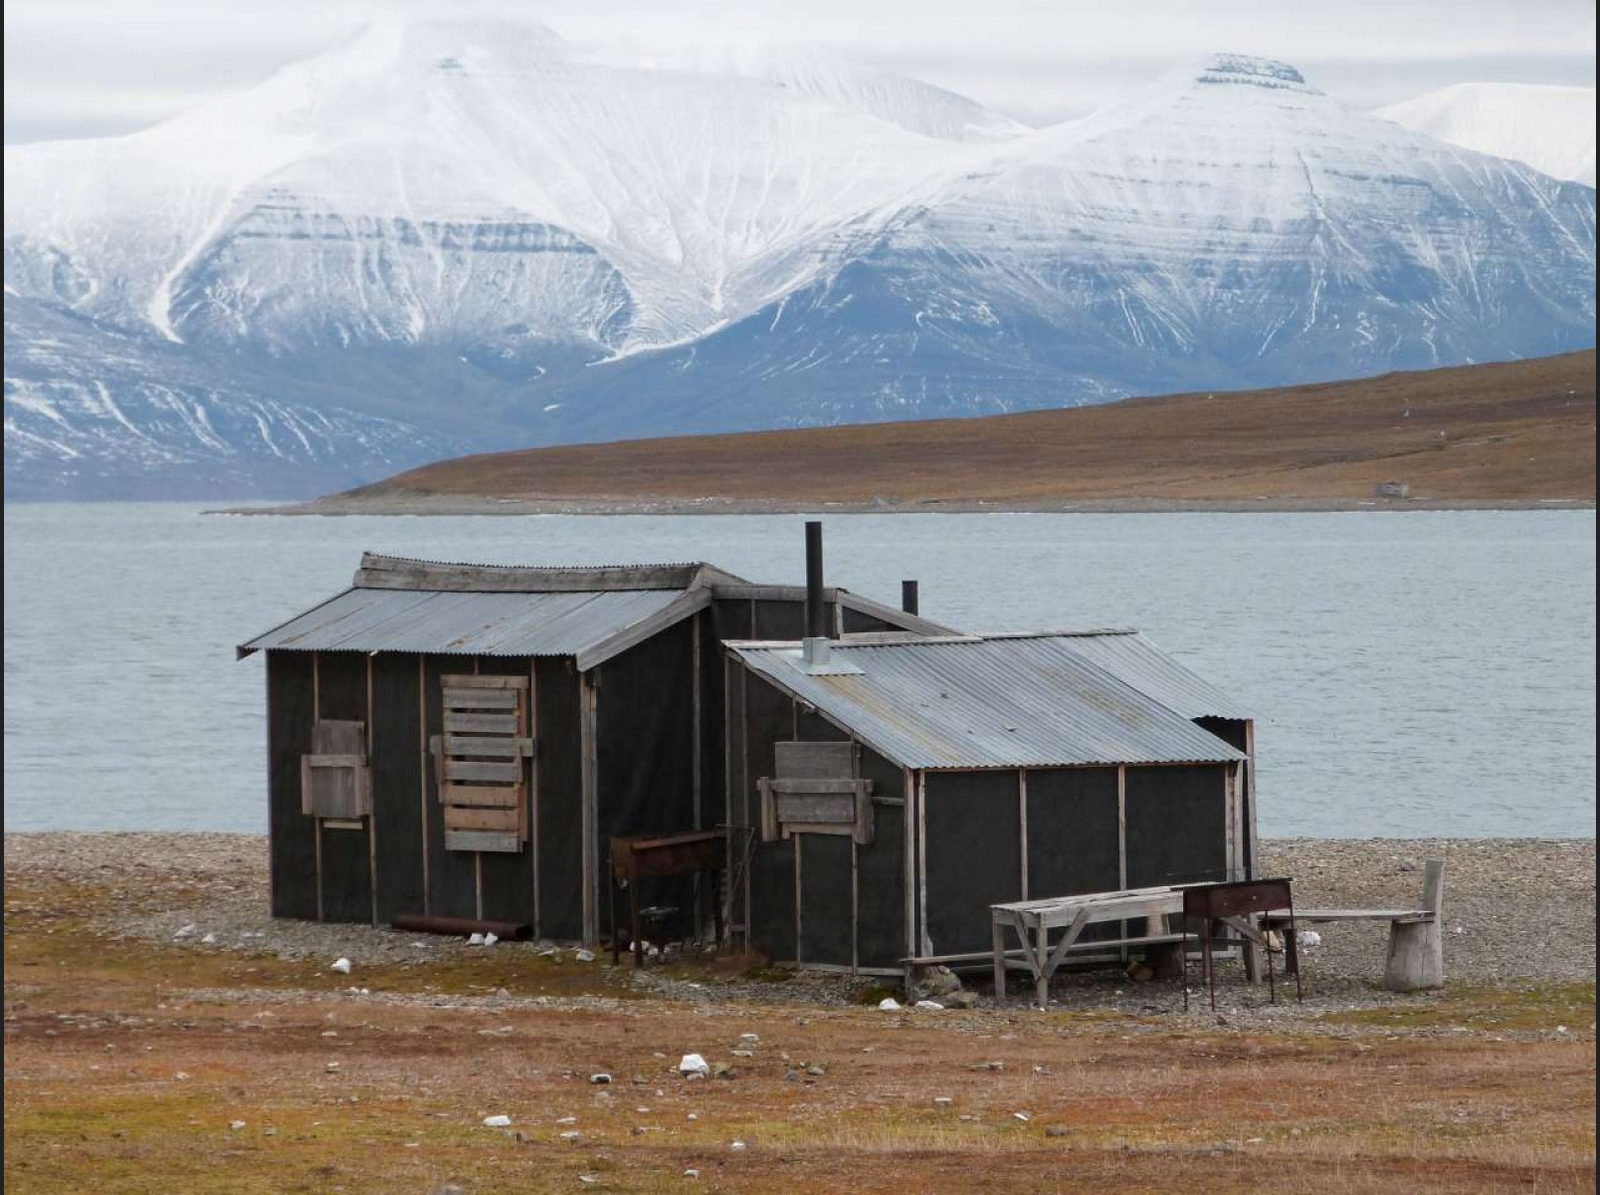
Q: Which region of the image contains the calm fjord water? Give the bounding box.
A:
[3,503,1594,838]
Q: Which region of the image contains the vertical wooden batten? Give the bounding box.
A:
[1116,765,1128,890]
[579,667,600,945]
[312,652,324,923]
[418,658,430,915]
[902,768,916,961]
[366,653,378,927]
[1244,721,1260,880]
[916,770,929,956]
[793,834,804,964]
[1018,770,1029,900]
[691,612,702,829]
[530,658,540,939]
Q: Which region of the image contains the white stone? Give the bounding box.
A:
[678,1053,710,1078]
[330,957,352,974]
[877,997,902,1011]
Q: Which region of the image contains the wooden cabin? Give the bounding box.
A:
[721,631,1254,974]
[236,552,944,942]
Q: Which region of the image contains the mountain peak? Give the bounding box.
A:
[1190,53,1314,92]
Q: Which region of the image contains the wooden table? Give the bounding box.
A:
[608,830,726,967]
[991,885,1201,1007]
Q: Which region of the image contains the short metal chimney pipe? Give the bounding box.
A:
[901,579,919,616]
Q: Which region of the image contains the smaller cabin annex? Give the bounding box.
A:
[237,552,944,943]
[721,632,1253,974]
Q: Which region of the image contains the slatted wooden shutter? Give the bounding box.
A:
[301,720,372,820]
[758,741,875,844]
[431,675,533,853]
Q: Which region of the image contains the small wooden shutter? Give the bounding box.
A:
[431,675,533,853]
[759,741,874,844]
[301,720,372,820]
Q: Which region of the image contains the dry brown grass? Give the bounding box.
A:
[342,351,1596,509]
[5,868,1595,1194]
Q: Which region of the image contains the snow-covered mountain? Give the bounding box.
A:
[5,18,1596,498]
[1377,83,1596,187]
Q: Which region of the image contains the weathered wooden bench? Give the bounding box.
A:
[1261,859,1444,992]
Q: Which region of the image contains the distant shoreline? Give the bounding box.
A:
[215,495,1597,516]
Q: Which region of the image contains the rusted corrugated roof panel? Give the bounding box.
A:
[731,636,1245,770]
[239,587,692,658]
[1049,631,1251,720]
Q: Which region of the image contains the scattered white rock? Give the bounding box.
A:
[683,1169,700,1179]
[578,1176,598,1185]
[173,924,196,940]
[678,1053,710,1078]
[914,1000,945,1010]
[738,1033,759,1045]
[1014,1112,1031,1122]
[877,997,902,1011]
[933,1096,953,1106]
[590,1073,612,1084]
[330,957,352,974]
[555,1116,578,1125]
[560,1130,582,1141]
[467,933,485,946]
[483,932,499,947]
[1297,930,1323,950]
[482,1114,512,1128]
[201,932,217,945]
[325,1061,340,1073]
[729,1140,748,1152]
[229,1120,246,1131]
[575,949,596,963]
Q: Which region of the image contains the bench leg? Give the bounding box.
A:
[1383,919,1443,992]
[991,917,1007,1006]
[1035,924,1050,1008]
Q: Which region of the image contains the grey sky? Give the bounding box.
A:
[5,0,1595,143]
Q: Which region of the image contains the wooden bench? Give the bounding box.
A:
[1261,860,1444,992]
[990,885,1204,1007]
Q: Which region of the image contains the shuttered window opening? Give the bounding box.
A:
[301,719,372,823]
[759,741,875,845]
[430,675,534,853]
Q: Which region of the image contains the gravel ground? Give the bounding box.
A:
[6,832,1593,1021]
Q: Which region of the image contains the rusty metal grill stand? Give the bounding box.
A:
[608,831,726,968]
[1182,878,1302,1011]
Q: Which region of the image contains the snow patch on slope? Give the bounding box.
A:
[1377,83,1596,186]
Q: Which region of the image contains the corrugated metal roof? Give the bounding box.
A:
[732,636,1246,770]
[239,587,691,657]
[1049,631,1251,720]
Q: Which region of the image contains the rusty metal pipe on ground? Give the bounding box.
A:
[391,914,533,941]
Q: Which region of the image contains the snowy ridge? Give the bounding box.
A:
[1378,83,1596,186]
[4,23,1596,498]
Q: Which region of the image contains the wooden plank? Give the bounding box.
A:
[443,688,519,710]
[445,830,521,853]
[776,741,854,780]
[580,669,598,946]
[445,805,521,833]
[440,784,522,808]
[306,753,365,769]
[312,719,365,754]
[775,792,855,824]
[1018,770,1028,901]
[442,735,529,758]
[769,777,860,794]
[1264,908,1431,922]
[323,818,364,831]
[443,758,522,783]
[440,674,528,690]
[356,557,697,593]
[444,712,519,734]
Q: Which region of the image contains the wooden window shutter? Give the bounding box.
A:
[757,741,875,844]
[430,675,534,853]
[301,720,372,820]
